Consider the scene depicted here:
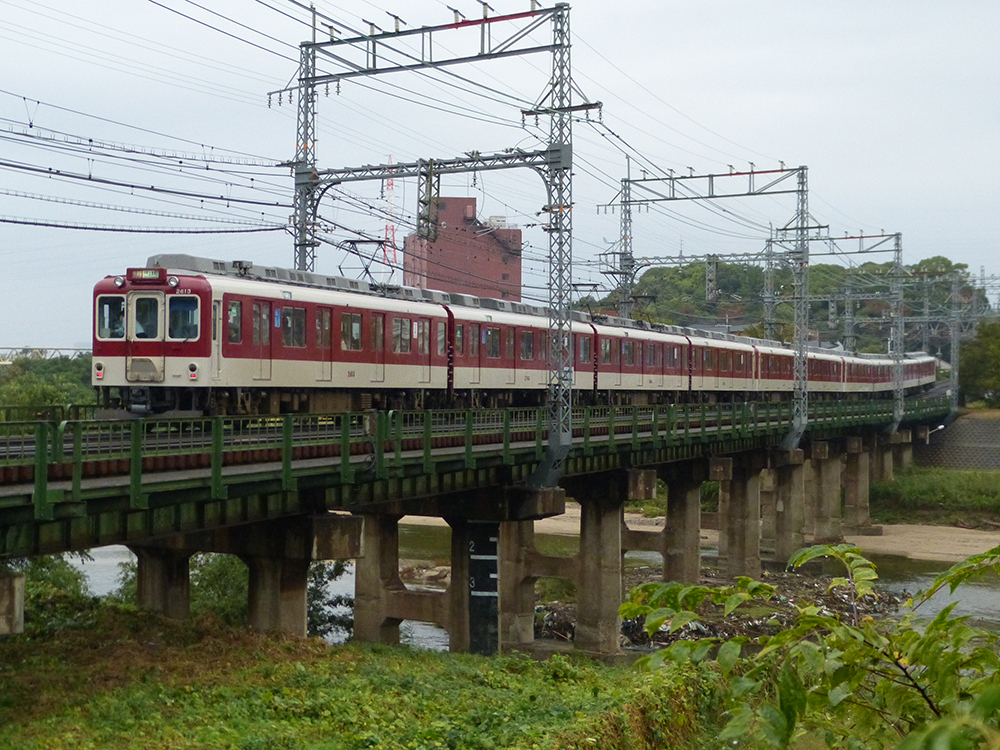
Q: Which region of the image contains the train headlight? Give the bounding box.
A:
[167,276,179,288]
[113,276,125,288]
[188,363,198,380]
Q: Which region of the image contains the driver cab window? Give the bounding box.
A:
[97,296,125,339]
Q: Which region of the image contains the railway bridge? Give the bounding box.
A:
[0,396,950,654]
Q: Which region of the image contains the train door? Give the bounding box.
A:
[417,318,431,383]
[252,300,271,381]
[211,301,222,380]
[469,323,481,384]
[317,307,333,382]
[370,313,385,383]
[505,326,516,385]
[125,290,165,382]
[615,338,623,387]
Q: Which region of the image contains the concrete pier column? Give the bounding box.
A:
[717,481,729,561]
[129,545,193,620]
[881,435,896,483]
[893,429,913,474]
[575,493,624,655]
[803,457,818,536]
[713,455,763,579]
[843,437,871,535]
[499,520,536,651]
[661,463,705,583]
[812,443,843,544]
[773,449,805,564]
[867,434,883,483]
[353,514,405,645]
[0,572,25,635]
[759,469,777,556]
[243,556,310,636]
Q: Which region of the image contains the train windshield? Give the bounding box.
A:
[134,297,160,339]
[97,296,125,339]
[168,296,199,340]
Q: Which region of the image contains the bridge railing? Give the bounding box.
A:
[0,404,98,423]
[1,396,953,520]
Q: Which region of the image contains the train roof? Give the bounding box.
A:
[144,253,935,365]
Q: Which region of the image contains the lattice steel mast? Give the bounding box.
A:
[276,4,591,486]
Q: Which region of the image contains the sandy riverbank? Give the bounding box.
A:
[400,504,1000,565]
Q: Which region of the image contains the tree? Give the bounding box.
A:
[0,355,94,410]
[960,321,1000,407]
[622,544,1000,749]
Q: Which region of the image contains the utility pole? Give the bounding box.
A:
[616,157,635,318]
[782,166,809,449]
[889,233,905,432]
[951,271,962,413]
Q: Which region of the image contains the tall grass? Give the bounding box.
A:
[871,466,1000,515]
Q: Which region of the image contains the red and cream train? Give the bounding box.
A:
[91,254,937,415]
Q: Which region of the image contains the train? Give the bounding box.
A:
[91,254,937,416]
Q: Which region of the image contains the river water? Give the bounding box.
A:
[71,525,1000,651]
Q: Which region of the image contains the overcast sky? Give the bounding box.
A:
[2,0,997,347]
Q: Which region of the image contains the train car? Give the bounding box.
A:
[91,254,937,416]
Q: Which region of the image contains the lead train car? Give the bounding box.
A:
[91,255,937,416]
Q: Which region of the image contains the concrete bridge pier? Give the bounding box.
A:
[714,453,765,579]
[354,485,564,655]
[843,437,874,535]
[659,462,706,584]
[129,512,362,637]
[771,449,805,564]
[893,429,913,474]
[129,546,193,620]
[0,572,25,635]
[810,442,844,544]
[568,471,629,656]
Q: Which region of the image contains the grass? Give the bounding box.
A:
[870,466,1000,525]
[0,602,728,750]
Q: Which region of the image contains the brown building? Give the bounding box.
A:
[403,197,522,301]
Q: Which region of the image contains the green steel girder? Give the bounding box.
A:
[0,396,951,558]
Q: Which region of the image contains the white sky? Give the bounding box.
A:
[1,0,997,346]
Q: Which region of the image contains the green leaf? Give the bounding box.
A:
[668,610,699,633]
[725,592,750,616]
[828,683,851,707]
[971,685,1000,720]
[717,640,742,675]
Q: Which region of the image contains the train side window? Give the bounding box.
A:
[520,330,533,360]
[703,349,715,370]
[282,307,306,347]
[579,336,591,363]
[340,313,362,351]
[317,308,332,349]
[485,327,500,358]
[227,300,242,344]
[437,322,446,355]
[392,317,411,354]
[371,315,384,351]
[168,296,199,340]
[455,324,464,355]
[469,324,479,356]
[97,295,125,339]
[721,351,731,372]
[646,343,656,367]
[537,331,546,360]
[505,329,515,359]
[601,339,611,364]
[666,346,677,369]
